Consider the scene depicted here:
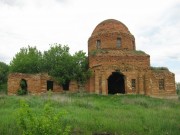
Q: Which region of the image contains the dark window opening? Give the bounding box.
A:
[108,72,125,94]
[96,40,101,49]
[159,79,165,90]
[47,80,53,91]
[131,79,136,90]
[63,80,70,91]
[117,38,121,48]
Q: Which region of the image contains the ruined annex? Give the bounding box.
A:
[8,73,78,94]
[8,19,177,98]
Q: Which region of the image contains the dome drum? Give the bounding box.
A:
[88,19,135,52]
[88,31,135,52]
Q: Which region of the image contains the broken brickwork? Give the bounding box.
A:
[8,73,78,95]
[87,19,177,98]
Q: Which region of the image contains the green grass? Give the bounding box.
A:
[0,93,180,135]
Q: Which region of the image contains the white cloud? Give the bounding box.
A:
[0,0,179,81]
[135,2,180,81]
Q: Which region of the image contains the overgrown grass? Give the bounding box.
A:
[0,93,180,135]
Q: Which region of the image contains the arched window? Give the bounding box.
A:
[96,40,101,49]
[117,38,121,48]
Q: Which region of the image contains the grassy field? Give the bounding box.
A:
[0,92,180,135]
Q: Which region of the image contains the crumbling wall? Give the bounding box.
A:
[8,73,80,95]
[149,70,176,98]
[8,73,62,95]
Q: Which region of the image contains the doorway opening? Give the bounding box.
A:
[20,79,28,94]
[108,72,125,94]
[47,80,53,91]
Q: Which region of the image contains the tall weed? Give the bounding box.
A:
[16,100,71,135]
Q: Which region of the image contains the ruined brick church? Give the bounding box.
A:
[8,19,177,98]
[87,19,176,97]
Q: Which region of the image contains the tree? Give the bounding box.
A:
[72,51,91,86]
[0,62,9,84]
[176,82,180,94]
[9,46,42,73]
[42,44,73,90]
[9,44,91,90]
[42,44,91,90]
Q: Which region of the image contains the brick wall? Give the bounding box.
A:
[8,73,78,95]
[88,32,135,52]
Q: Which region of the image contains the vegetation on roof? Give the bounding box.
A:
[150,66,169,71]
[89,49,108,56]
[133,50,147,55]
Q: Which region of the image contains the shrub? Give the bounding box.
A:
[0,83,7,94]
[16,100,71,135]
[176,82,180,95]
[17,89,27,95]
[17,79,28,95]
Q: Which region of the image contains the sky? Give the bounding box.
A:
[0,0,180,81]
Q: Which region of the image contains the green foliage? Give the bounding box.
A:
[9,46,42,73]
[20,79,27,90]
[0,83,7,94]
[9,44,91,89]
[16,100,71,135]
[176,82,180,95]
[89,49,108,56]
[0,62,8,94]
[17,89,27,95]
[42,44,91,87]
[150,66,169,71]
[17,79,28,95]
[72,51,92,85]
[42,44,73,85]
[0,62,9,84]
[133,50,146,55]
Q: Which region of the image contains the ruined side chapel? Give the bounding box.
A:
[87,19,176,98]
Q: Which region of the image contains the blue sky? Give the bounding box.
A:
[0,0,180,81]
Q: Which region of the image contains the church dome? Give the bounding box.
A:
[91,19,131,36]
[88,19,135,52]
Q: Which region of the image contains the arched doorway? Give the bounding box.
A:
[108,72,125,94]
[20,79,28,94]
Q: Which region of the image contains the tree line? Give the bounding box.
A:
[0,44,91,91]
